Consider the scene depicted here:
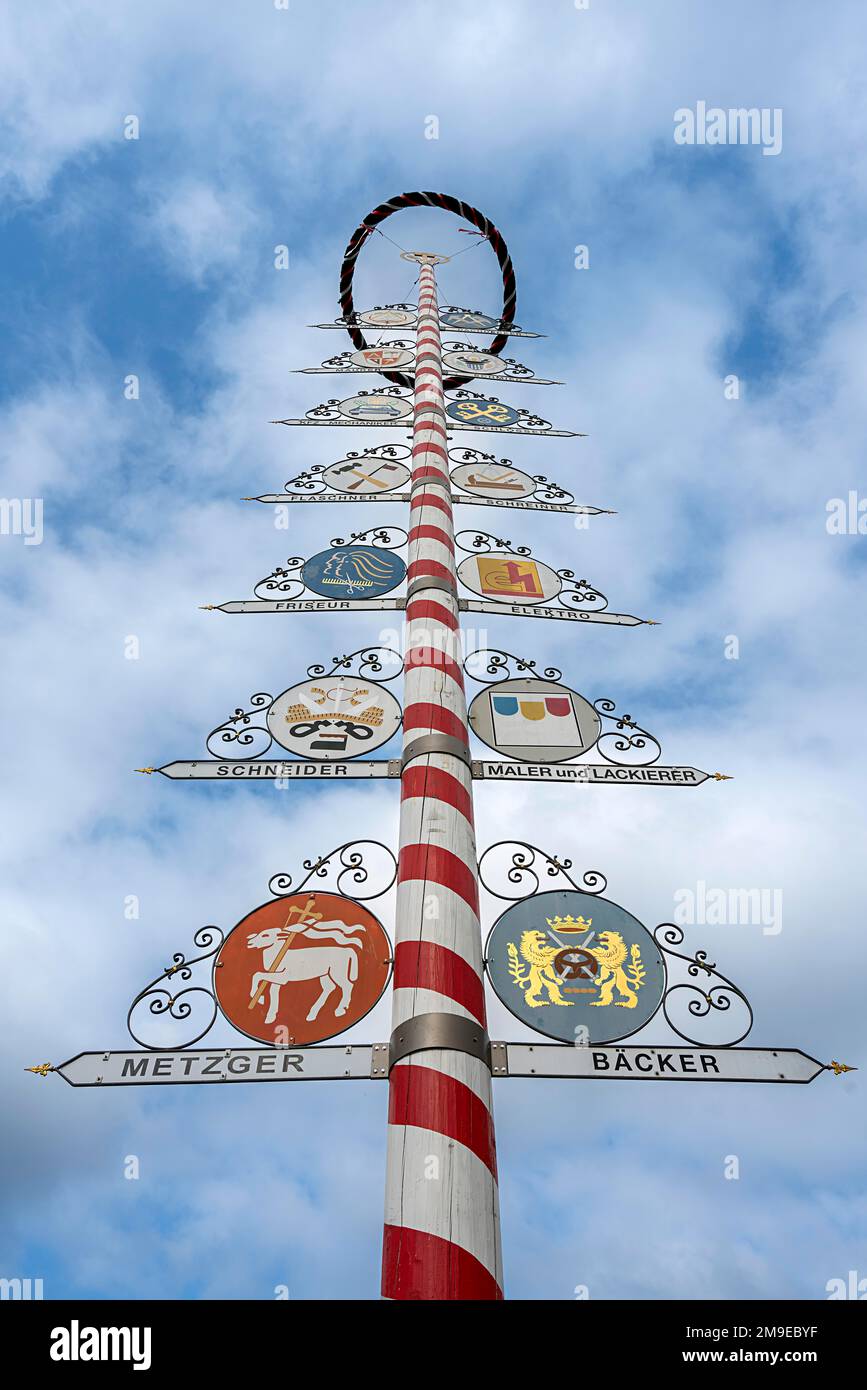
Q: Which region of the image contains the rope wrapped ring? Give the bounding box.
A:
[338,191,517,390]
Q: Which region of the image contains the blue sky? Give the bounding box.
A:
[2,0,865,1300]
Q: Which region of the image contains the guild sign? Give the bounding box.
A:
[442,350,505,377]
[451,461,537,500]
[322,459,410,494]
[351,347,414,371]
[446,398,520,428]
[457,552,561,605]
[468,677,601,763]
[485,890,666,1045]
[440,310,500,331]
[302,545,406,599]
[267,675,402,759]
[339,393,413,422]
[214,892,392,1046]
[358,308,416,328]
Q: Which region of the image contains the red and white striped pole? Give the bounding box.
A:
[381,260,504,1300]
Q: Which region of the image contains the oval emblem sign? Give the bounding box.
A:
[267,675,401,760]
[215,892,392,1046]
[441,310,499,331]
[446,398,520,428]
[469,677,601,763]
[303,545,406,599]
[450,461,536,500]
[339,393,413,422]
[457,551,561,605]
[485,890,666,1045]
[351,347,414,371]
[359,308,415,328]
[322,459,410,494]
[442,350,505,376]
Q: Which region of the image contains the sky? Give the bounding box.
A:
[1,0,865,1301]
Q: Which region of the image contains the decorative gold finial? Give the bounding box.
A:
[199,604,216,611]
[26,1063,55,1077]
[135,767,155,775]
[712,773,734,781]
[829,1060,856,1075]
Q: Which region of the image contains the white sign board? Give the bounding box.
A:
[56,1045,386,1086]
[496,1044,825,1084]
[157,760,399,780]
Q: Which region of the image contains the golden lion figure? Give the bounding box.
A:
[507,929,646,1009]
[508,931,571,1007]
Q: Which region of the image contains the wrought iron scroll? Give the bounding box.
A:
[478,841,608,903]
[593,700,662,767]
[127,927,224,1050]
[455,529,532,557]
[268,839,398,903]
[305,645,403,683]
[206,692,274,759]
[280,465,329,496]
[463,647,563,684]
[653,924,754,1047]
[336,443,411,464]
[556,572,610,614]
[326,526,408,550]
[253,557,305,602]
[532,475,574,504]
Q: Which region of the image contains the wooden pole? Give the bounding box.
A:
[381,261,504,1300]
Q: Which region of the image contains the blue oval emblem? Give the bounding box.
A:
[485,890,666,1045]
[303,545,406,599]
[446,398,520,428]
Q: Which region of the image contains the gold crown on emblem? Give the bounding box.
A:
[546,914,592,932]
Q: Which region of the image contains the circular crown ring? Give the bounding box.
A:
[338,190,517,390]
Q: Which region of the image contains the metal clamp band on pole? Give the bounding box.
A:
[389,1013,491,1071]
[401,733,473,770]
[410,475,452,494]
[406,575,458,600]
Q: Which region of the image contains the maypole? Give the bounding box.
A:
[37,189,850,1315]
[383,255,502,1300]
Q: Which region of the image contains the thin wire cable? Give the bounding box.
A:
[375,226,409,254]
